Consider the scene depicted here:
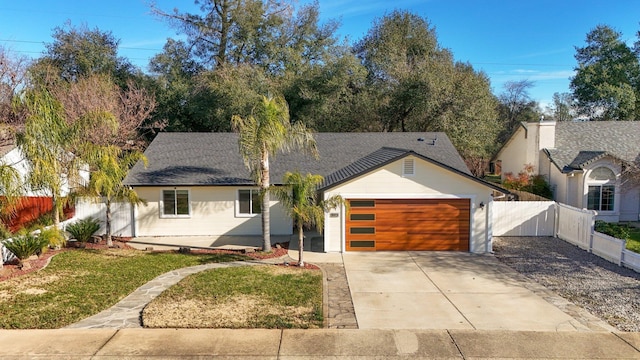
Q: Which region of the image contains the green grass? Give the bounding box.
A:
[626,227,640,253]
[0,249,248,329]
[483,174,501,184]
[143,265,323,329]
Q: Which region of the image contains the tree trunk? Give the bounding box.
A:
[105,198,112,247]
[297,222,304,267]
[261,150,271,252]
[52,194,60,227]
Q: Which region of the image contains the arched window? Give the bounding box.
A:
[587,167,616,211]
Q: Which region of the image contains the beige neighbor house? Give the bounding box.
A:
[123,132,507,253]
[493,120,640,222]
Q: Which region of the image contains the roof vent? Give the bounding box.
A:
[417,137,425,142]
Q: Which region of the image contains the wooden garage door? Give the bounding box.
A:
[346,198,470,251]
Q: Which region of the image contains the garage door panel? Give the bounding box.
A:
[346,198,470,251]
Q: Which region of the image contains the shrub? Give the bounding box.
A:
[595,221,630,240]
[38,227,67,249]
[502,164,552,199]
[2,233,49,260]
[66,217,101,243]
[0,223,11,240]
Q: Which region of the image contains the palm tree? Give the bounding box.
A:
[272,172,343,267]
[232,95,318,252]
[83,145,147,247]
[17,89,83,227]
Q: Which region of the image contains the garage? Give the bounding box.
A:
[345,198,470,251]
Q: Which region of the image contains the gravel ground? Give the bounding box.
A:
[493,236,640,332]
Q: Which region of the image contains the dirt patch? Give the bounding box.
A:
[143,293,317,329]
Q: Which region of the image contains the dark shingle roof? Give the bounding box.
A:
[548,121,640,171]
[124,132,472,187]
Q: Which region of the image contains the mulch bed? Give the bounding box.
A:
[1,239,317,282]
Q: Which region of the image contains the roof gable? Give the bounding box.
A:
[321,147,505,193]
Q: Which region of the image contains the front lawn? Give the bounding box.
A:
[626,227,640,253]
[0,249,248,329]
[142,265,323,329]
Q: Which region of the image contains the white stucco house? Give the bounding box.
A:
[123,132,507,253]
[492,120,640,222]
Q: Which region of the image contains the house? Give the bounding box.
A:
[492,120,640,222]
[123,132,507,253]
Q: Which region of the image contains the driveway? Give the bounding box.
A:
[342,252,611,331]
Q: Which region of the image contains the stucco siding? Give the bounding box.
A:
[496,127,529,178]
[620,180,640,222]
[133,186,292,237]
[323,156,493,253]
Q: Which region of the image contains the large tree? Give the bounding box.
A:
[570,25,640,120]
[151,0,290,69]
[497,80,542,143]
[39,23,137,86]
[355,10,500,167]
[148,39,203,132]
[150,1,361,132]
[546,92,575,121]
[231,95,317,252]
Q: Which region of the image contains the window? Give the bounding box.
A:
[586,167,616,211]
[587,185,615,211]
[162,189,190,217]
[238,189,261,215]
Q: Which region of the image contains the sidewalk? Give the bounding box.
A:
[0,328,638,359]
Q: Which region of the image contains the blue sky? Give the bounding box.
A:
[0,0,638,107]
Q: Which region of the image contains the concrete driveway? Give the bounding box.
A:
[342,251,607,331]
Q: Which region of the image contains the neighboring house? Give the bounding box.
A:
[124,132,507,253]
[493,120,640,222]
[0,142,80,231]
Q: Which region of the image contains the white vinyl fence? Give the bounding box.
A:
[555,203,595,250]
[492,201,555,236]
[492,200,640,273]
[72,198,134,237]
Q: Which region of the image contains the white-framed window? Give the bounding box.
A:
[403,158,415,176]
[161,189,190,217]
[586,167,616,212]
[237,189,261,216]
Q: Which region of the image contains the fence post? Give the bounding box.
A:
[588,210,596,253]
[553,202,560,238]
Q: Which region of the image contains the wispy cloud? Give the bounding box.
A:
[490,69,575,82]
[510,48,572,61]
[315,0,429,18]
